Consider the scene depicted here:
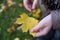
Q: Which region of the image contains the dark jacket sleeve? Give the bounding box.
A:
[51,10,60,30]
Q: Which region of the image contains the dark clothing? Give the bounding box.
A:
[52,10,60,30]
[52,30,60,40]
[35,0,60,40]
[39,0,60,30]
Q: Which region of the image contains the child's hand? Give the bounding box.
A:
[23,0,38,12]
[31,14,52,37]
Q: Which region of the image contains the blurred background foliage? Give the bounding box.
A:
[0,0,41,40]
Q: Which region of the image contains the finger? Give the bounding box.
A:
[23,0,32,12]
[36,26,51,37]
[32,0,38,9]
[31,22,44,32]
[31,25,40,32]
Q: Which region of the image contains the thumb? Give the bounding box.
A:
[32,0,38,9]
[31,22,44,32]
[36,26,51,37]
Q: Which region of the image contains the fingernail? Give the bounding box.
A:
[32,6,35,9]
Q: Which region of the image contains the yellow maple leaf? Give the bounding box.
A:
[30,32,36,37]
[15,13,29,24]
[32,9,41,19]
[7,0,14,7]
[7,28,12,33]
[21,21,29,32]
[25,39,30,40]
[15,13,39,37]
[21,17,39,32]
[14,37,20,40]
[0,4,6,13]
[36,9,41,14]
